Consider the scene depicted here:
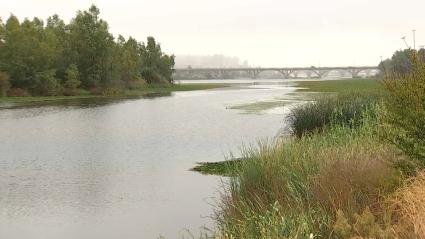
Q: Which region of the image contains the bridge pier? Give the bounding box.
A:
[312,69,329,79]
[348,68,362,78]
[364,69,371,77]
[219,69,228,79]
[247,69,261,79]
[254,69,261,79]
[277,69,295,79]
[306,71,313,79]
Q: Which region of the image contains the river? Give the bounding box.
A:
[0,79,302,239]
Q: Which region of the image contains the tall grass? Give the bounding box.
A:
[287,92,382,137]
[215,108,404,238]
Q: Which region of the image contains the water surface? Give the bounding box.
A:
[0,79,299,239]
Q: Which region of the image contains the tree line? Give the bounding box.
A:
[379,48,425,76]
[0,5,175,96]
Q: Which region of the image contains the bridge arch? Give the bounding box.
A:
[254,69,294,79]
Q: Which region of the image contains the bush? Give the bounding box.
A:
[101,87,124,96]
[0,71,10,97]
[62,88,76,96]
[7,88,30,97]
[127,78,147,90]
[287,92,382,137]
[383,54,425,167]
[89,87,102,95]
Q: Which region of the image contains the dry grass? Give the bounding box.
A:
[312,146,401,217]
[387,171,425,238]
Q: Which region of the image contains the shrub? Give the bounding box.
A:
[127,78,147,90]
[287,92,382,137]
[0,71,10,97]
[7,88,30,97]
[101,87,124,96]
[89,87,102,95]
[383,54,425,167]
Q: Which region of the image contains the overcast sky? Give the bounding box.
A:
[1,0,424,67]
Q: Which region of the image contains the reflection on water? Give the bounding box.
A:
[0,79,300,239]
[0,92,172,110]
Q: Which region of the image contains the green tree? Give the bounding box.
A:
[33,70,61,96]
[120,36,142,86]
[68,5,114,89]
[158,54,175,83]
[0,5,175,96]
[0,18,5,72]
[2,15,26,88]
[64,64,81,90]
[1,15,61,93]
[140,37,175,84]
[379,49,415,76]
[0,17,5,50]
[391,49,414,75]
[45,14,68,79]
[383,53,425,170]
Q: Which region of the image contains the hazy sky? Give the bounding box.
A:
[1,0,424,67]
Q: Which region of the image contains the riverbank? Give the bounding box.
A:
[216,109,403,238]
[0,83,228,108]
[201,77,425,238]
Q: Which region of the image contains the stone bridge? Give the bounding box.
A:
[174,66,379,79]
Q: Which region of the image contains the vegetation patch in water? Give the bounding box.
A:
[191,159,242,177]
[229,100,295,113]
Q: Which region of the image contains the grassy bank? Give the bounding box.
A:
[0,83,228,106]
[210,76,425,238]
[216,112,404,238]
[211,94,419,238]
